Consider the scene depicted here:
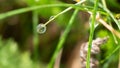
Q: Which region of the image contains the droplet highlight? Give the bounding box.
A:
[49,16,54,20]
[37,24,46,34]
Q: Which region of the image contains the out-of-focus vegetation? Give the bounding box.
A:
[0,0,120,68]
[0,37,46,68]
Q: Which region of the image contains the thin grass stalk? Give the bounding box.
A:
[47,9,79,68]
[33,10,39,61]
[101,0,120,30]
[86,0,99,68]
[0,4,87,20]
[44,0,86,26]
[101,0,120,67]
[109,24,118,44]
[107,17,118,44]
[100,44,120,64]
[118,20,120,68]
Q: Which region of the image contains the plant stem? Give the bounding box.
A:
[47,9,79,68]
[98,18,120,38]
[100,44,120,63]
[44,0,86,26]
[101,1,120,66]
[107,17,118,44]
[0,3,87,20]
[33,10,39,61]
[101,0,120,30]
[86,0,99,68]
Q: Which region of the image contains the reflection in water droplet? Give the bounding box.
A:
[37,24,46,34]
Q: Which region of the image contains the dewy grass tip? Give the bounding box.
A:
[36,23,46,34]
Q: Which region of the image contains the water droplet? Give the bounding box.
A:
[37,24,46,34]
[49,16,54,20]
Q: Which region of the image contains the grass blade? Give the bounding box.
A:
[47,9,79,68]
[86,0,99,68]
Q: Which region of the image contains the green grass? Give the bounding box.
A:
[0,4,87,20]
[47,9,79,68]
[0,37,40,68]
[101,0,120,30]
[86,0,99,68]
[0,0,120,68]
[32,10,39,61]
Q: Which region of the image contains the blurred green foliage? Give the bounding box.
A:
[0,37,46,68]
[0,0,120,68]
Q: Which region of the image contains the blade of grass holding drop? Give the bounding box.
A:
[44,0,86,26]
[86,0,99,68]
[47,9,79,68]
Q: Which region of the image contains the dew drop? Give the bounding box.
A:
[49,16,54,20]
[37,24,46,34]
